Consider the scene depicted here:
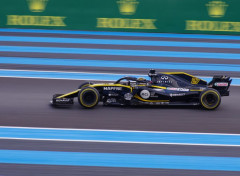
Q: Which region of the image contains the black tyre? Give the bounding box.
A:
[78,87,99,108]
[199,88,221,110]
[78,82,93,89]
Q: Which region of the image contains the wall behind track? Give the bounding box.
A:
[0,0,239,35]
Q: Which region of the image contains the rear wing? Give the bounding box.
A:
[208,75,232,96]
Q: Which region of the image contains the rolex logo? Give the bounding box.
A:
[27,0,48,12]
[206,1,228,18]
[117,0,139,15]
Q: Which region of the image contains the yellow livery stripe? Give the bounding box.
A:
[57,90,80,98]
[134,95,169,102]
[190,89,204,92]
[91,84,131,89]
[150,85,166,89]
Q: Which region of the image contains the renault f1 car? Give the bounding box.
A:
[51,70,231,110]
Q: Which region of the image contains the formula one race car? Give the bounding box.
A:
[51,69,231,110]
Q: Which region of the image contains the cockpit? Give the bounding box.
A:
[115,76,150,87]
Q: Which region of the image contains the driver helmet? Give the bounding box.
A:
[137,77,146,82]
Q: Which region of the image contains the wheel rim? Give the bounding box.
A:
[205,93,217,105]
[82,91,97,105]
[202,92,219,108]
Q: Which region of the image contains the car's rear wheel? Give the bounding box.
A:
[199,88,221,110]
[78,87,99,108]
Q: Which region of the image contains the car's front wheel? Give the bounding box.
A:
[78,87,99,108]
[199,88,221,110]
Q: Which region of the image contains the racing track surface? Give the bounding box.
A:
[1,77,240,133]
[0,139,240,176]
[1,77,240,176]
[1,29,240,175]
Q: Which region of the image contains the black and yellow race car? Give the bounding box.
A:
[51,69,231,110]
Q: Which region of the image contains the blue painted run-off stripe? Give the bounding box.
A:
[0,70,131,81]
[1,127,240,146]
[1,46,240,59]
[0,149,240,171]
[1,28,240,40]
[2,36,240,49]
[0,57,239,72]
[0,70,240,85]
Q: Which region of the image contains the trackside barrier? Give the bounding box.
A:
[1,0,240,35]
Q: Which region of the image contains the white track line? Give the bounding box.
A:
[0,137,240,147]
[1,126,240,136]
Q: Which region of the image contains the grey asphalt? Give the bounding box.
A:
[1,139,240,157]
[1,164,240,176]
[0,77,239,134]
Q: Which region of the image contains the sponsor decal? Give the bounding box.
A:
[206,1,228,18]
[157,80,172,84]
[170,93,185,97]
[56,98,71,102]
[106,98,117,103]
[117,0,139,15]
[124,93,133,100]
[97,18,157,29]
[104,87,122,91]
[27,0,48,12]
[215,82,228,86]
[140,90,150,99]
[7,0,66,27]
[191,77,200,84]
[141,101,169,105]
[150,92,155,96]
[186,20,240,33]
[161,75,169,80]
[156,102,169,105]
[150,92,158,98]
[96,0,157,30]
[190,87,206,91]
[108,93,119,96]
[167,87,189,92]
[157,75,172,84]
[7,15,66,26]
[185,1,240,33]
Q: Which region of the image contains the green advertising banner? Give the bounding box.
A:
[0,0,240,35]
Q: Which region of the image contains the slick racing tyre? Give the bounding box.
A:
[78,87,100,108]
[78,82,93,89]
[199,88,221,110]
